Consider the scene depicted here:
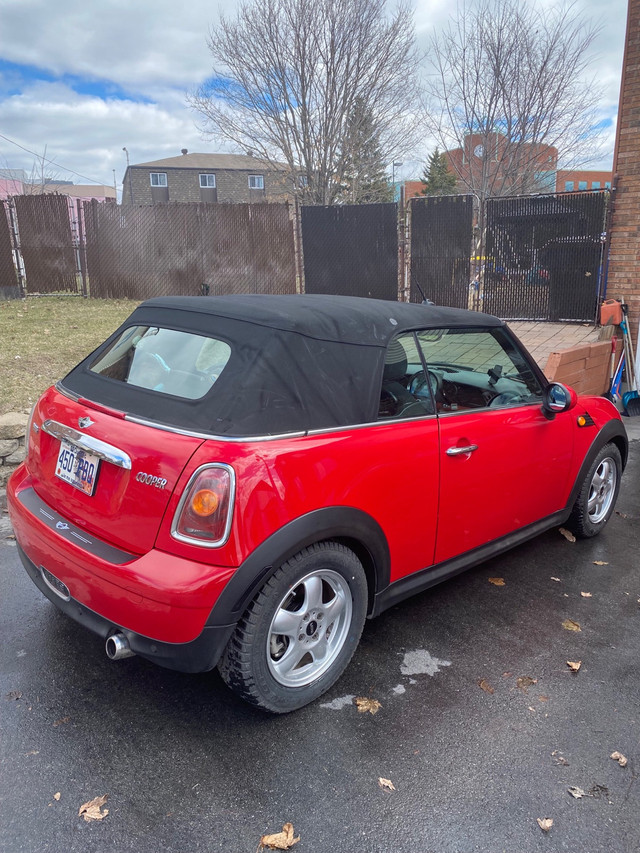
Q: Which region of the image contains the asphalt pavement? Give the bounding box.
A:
[1,423,639,853]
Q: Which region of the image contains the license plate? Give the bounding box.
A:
[55,440,100,496]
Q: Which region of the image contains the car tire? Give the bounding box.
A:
[566,442,622,538]
[218,542,368,713]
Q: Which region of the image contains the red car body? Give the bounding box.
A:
[8,295,628,711]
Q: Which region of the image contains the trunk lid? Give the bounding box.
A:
[27,387,204,555]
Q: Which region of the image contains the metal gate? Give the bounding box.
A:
[483,191,609,322]
[409,195,473,307]
[301,203,398,300]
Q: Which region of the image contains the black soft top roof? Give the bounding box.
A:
[63,295,504,437]
[142,294,503,347]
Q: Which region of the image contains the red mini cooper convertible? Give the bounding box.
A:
[8,295,628,712]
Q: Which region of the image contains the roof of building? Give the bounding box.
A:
[130,152,287,171]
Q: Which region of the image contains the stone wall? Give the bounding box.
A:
[0,412,28,488]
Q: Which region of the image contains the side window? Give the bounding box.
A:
[414,327,543,412]
[378,333,435,419]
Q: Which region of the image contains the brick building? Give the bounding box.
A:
[607,0,640,348]
[444,133,558,195]
[556,170,612,193]
[121,151,293,205]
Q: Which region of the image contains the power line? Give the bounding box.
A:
[0,132,107,185]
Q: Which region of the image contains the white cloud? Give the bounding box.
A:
[0,0,629,187]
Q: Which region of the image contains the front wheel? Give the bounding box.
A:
[218,542,368,713]
[566,443,622,538]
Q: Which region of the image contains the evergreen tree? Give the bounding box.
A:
[421,148,457,196]
[339,98,395,204]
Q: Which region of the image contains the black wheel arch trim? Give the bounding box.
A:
[206,506,391,627]
[565,419,628,510]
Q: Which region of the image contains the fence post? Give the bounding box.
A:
[397,194,411,302]
[291,199,305,294]
[7,198,26,298]
[76,199,88,297]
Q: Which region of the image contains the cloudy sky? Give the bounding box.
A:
[0,0,628,196]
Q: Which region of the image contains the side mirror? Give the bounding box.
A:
[542,382,577,420]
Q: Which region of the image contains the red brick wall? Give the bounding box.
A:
[608,0,640,346]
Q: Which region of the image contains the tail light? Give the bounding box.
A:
[171,464,235,547]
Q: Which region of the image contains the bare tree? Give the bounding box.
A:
[426,0,602,202]
[189,0,423,205]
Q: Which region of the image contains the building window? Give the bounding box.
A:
[150,172,167,187]
[565,181,574,192]
[592,181,600,189]
[578,181,587,191]
[248,174,264,190]
[605,181,611,189]
[199,174,216,188]
[298,175,308,188]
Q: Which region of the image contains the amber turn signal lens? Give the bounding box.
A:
[577,416,586,426]
[191,489,220,516]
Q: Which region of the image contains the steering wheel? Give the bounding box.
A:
[410,370,442,406]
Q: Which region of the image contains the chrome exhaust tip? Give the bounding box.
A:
[105,632,135,661]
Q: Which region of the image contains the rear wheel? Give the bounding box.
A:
[218,542,368,713]
[566,443,622,538]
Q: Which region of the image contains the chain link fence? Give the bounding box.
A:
[0,190,611,324]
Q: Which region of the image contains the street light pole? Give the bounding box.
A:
[392,161,403,200]
[122,147,133,204]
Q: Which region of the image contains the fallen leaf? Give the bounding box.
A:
[516,676,537,691]
[378,777,396,792]
[593,560,608,566]
[562,619,581,632]
[488,577,505,586]
[539,695,549,702]
[502,671,513,678]
[568,786,586,799]
[615,511,629,519]
[6,691,22,700]
[551,577,561,582]
[566,661,582,673]
[355,697,381,715]
[528,706,536,712]
[53,716,70,727]
[610,751,628,768]
[53,793,61,801]
[537,818,553,832]
[555,756,570,766]
[580,592,593,598]
[559,527,576,542]
[78,794,109,823]
[477,678,494,694]
[259,822,300,850]
[25,750,39,756]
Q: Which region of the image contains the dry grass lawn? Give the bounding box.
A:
[0,296,139,414]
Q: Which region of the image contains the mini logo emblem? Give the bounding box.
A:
[56,521,70,531]
[78,416,94,429]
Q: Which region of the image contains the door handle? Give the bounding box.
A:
[446,444,478,456]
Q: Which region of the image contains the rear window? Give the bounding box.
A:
[89,326,231,400]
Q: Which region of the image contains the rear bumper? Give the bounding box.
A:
[16,544,235,673]
[8,467,238,672]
